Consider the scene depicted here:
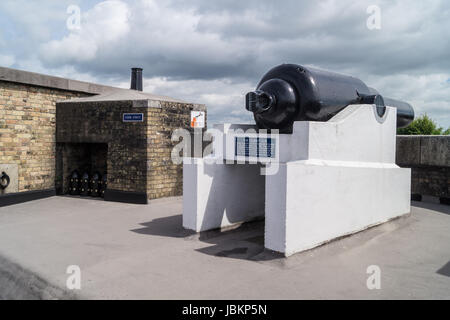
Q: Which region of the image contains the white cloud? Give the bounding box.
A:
[116,76,256,125]
[40,1,130,64]
[0,54,15,67]
[366,73,450,127]
[0,0,449,127]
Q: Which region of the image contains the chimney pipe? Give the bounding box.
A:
[131,68,143,91]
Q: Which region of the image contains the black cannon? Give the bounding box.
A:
[80,172,90,197]
[69,170,80,195]
[90,172,102,197]
[246,64,415,133]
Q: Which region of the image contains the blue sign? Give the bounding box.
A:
[123,113,144,122]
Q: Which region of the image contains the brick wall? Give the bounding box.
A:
[147,101,206,199]
[56,99,206,200]
[0,81,88,193]
[56,101,148,194]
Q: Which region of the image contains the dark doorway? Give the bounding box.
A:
[56,143,108,195]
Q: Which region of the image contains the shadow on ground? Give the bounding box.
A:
[130,215,283,262]
[412,201,450,215]
[130,202,449,263]
[437,261,450,278]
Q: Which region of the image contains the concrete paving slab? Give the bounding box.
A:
[0,196,449,299]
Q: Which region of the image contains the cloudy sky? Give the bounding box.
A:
[0,0,449,127]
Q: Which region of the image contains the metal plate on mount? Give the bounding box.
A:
[235,137,276,159]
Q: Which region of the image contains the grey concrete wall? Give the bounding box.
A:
[397,135,450,167]
[397,135,450,201]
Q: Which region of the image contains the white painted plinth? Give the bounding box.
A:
[265,160,411,255]
[183,104,411,256]
[183,158,265,232]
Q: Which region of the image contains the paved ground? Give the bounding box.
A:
[0,196,449,299]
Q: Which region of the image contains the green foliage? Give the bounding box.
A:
[397,114,450,135]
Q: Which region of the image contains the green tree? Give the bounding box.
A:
[397,114,450,135]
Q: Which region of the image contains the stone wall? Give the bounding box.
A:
[0,81,88,193]
[396,135,450,203]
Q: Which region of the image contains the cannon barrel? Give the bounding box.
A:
[246,64,415,133]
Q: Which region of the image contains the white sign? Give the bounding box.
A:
[191,111,205,128]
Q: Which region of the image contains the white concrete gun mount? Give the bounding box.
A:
[183,104,411,256]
